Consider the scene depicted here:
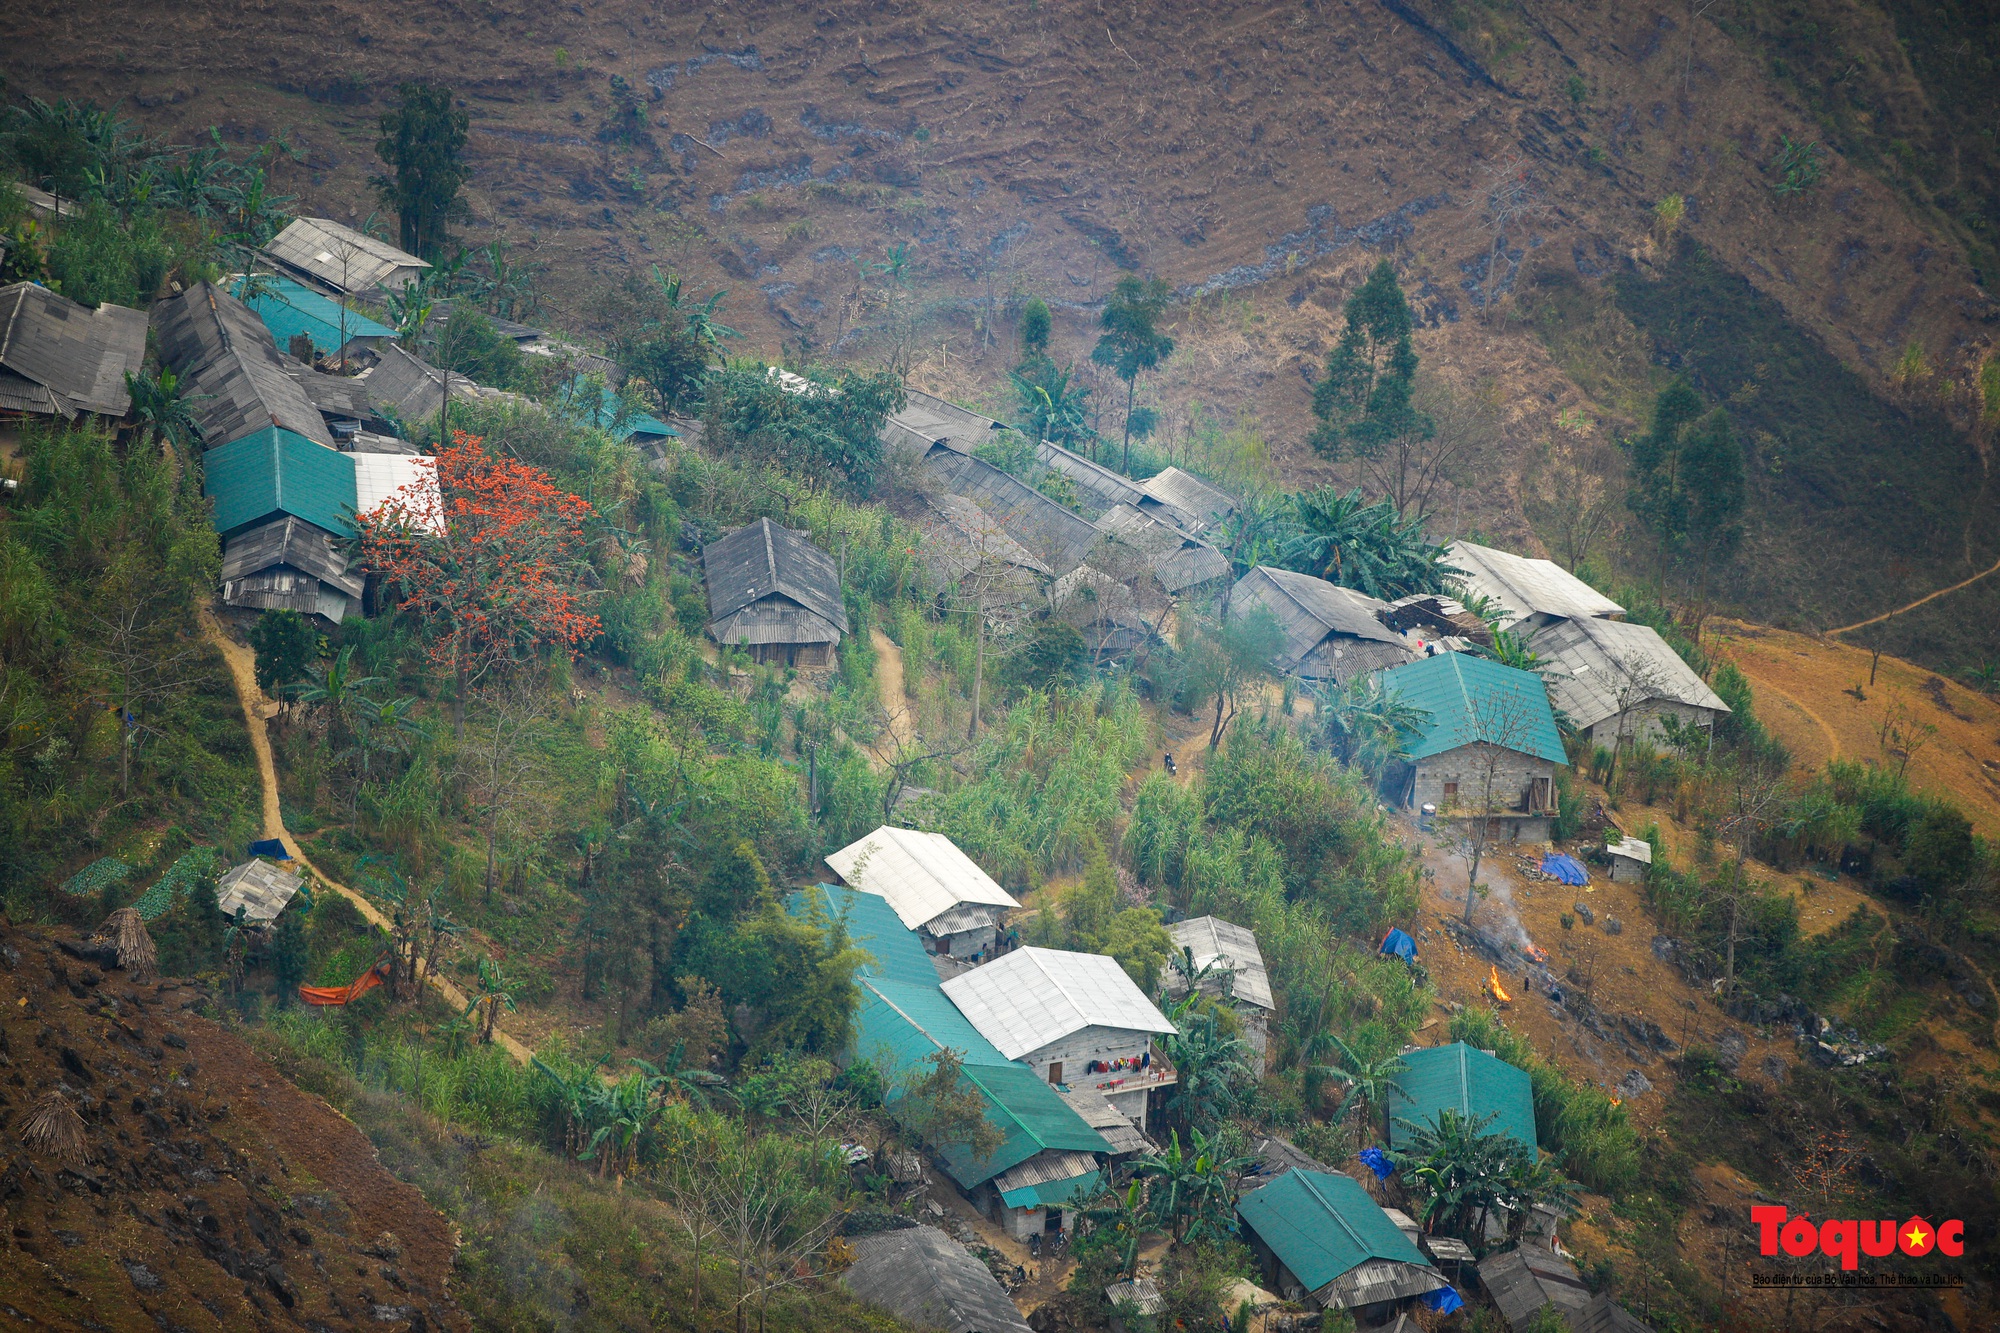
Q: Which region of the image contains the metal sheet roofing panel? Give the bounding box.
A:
[153,282,337,449]
[0,282,146,416]
[789,886,940,990]
[1165,916,1274,1010]
[1476,1244,1593,1328]
[842,1226,1033,1333]
[1446,540,1624,630]
[264,218,430,294]
[216,858,304,922]
[352,453,443,533]
[1136,466,1236,534]
[1235,1170,1436,1300]
[940,947,1176,1061]
[1375,653,1567,766]
[702,517,849,636]
[203,426,358,538]
[1388,1042,1539,1157]
[1529,616,1729,733]
[1096,503,1229,592]
[921,448,1101,576]
[827,826,1019,932]
[235,275,394,357]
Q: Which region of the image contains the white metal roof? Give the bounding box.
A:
[351,453,444,533]
[1446,541,1624,630]
[265,218,430,294]
[216,859,303,922]
[1607,836,1654,865]
[1529,616,1729,732]
[1165,916,1275,1010]
[941,947,1178,1060]
[826,826,1020,933]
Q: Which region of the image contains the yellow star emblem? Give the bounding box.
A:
[1906,1224,1929,1249]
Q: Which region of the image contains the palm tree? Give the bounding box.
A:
[1315,1034,1407,1144]
[460,956,516,1043]
[1075,1179,1154,1281]
[1010,361,1093,453]
[350,693,427,807]
[638,1044,731,1110]
[125,368,201,459]
[1278,486,1455,598]
[1132,1127,1252,1244]
[1392,1108,1577,1244]
[1317,674,1430,779]
[287,645,383,751]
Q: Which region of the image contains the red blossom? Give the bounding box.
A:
[357,433,601,693]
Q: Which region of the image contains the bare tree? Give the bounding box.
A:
[1709,753,1792,995]
[1446,692,1541,926]
[916,499,1041,738]
[82,581,210,798]
[1477,156,1551,323]
[1525,435,1622,571]
[863,696,967,823]
[1359,372,1498,522]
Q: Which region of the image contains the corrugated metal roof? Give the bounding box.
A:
[1235,1169,1438,1305]
[1165,916,1275,1011]
[220,514,363,596]
[827,826,1019,933]
[152,282,337,449]
[993,1149,1101,1208]
[1034,438,1149,510]
[788,885,940,990]
[0,282,146,417]
[278,352,380,421]
[841,1226,1033,1333]
[1476,1244,1593,1329]
[1240,1135,1333,1194]
[921,447,1101,576]
[1058,1083,1150,1155]
[235,275,394,358]
[1105,1278,1165,1315]
[216,859,304,922]
[703,517,849,648]
[1376,653,1567,765]
[359,342,470,423]
[1446,541,1624,630]
[1567,1291,1658,1333]
[1529,616,1729,732]
[1095,503,1229,592]
[941,947,1177,1060]
[1136,466,1236,534]
[921,492,1053,582]
[202,426,358,538]
[1230,567,1417,681]
[351,453,443,533]
[854,977,1108,1186]
[264,218,430,294]
[1388,1043,1539,1157]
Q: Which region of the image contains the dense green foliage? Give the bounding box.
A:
[372,82,469,259]
[1310,260,1430,462]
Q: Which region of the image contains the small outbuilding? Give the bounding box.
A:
[1568,1290,1659,1333]
[702,517,850,667]
[840,1224,1033,1333]
[1164,915,1275,1074]
[220,515,365,623]
[216,859,305,923]
[1095,502,1231,593]
[1235,1168,1449,1319]
[1387,1042,1538,1159]
[264,217,431,296]
[1230,566,1418,684]
[0,282,147,423]
[234,274,395,363]
[1379,652,1568,843]
[1476,1243,1593,1331]
[942,947,1178,1129]
[825,826,1020,959]
[1606,836,1653,884]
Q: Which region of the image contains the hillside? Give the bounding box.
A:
[8,0,2000,666]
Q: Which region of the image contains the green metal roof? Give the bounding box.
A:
[564,377,679,442]
[853,977,1107,1187]
[1387,1042,1539,1158]
[1235,1169,1432,1293]
[202,426,358,538]
[235,275,395,357]
[1001,1169,1101,1210]
[1380,652,1566,765]
[789,885,940,990]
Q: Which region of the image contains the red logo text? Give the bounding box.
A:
[1752,1206,1965,1271]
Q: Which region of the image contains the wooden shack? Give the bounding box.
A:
[702,517,849,667]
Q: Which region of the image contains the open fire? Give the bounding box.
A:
[1486,966,1513,1005]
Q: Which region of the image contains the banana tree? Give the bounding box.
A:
[1131,1127,1251,1244]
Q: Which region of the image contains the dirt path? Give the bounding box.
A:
[1827,555,2000,636]
[202,609,531,1065]
[872,627,913,751]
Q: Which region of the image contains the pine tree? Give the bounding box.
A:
[1019,296,1052,362]
[372,83,469,259]
[1311,261,1432,464]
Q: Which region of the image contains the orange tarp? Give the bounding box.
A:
[299,960,390,1006]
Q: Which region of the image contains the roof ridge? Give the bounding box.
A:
[0,285,26,367]
[1025,948,1090,1033]
[1295,1171,1374,1257]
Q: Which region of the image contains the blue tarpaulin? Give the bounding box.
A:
[1358,1146,1394,1180]
[1541,853,1588,886]
[248,839,291,859]
[1379,928,1418,961]
[1421,1285,1464,1314]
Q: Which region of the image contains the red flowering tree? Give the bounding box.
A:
[358,432,601,737]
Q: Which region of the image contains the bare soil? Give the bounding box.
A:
[0,922,466,1332]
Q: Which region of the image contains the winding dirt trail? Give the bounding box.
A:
[872,626,914,751]
[202,609,531,1065]
[1826,555,2000,636]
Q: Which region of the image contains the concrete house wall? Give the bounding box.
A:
[1410,741,1560,844]
[1019,1024,1160,1129]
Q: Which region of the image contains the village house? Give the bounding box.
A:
[840,1225,1033,1333]
[825,826,1020,959]
[0,282,147,425]
[215,858,305,924]
[202,426,357,540]
[1378,652,1568,843]
[853,974,1109,1238]
[1235,1168,1450,1322]
[1094,502,1231,594]
[1386,1042,1539,1159]
[153,282,338,450]
[1530,614,1730,747]
[701,517,849,668]
[234,273,396,364]
[219,515,365,623]
[1163,915,1275,1074]
[1134,465,1236,536]
[1446,539,1626,633]
[1606,835,1653,884]
[263,217,431,296]
[1231,566,1419,684]
[1476,1243,1597,1332]
[941,947,1179,1130]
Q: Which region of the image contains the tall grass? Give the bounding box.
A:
[1450,1006,1640,1194]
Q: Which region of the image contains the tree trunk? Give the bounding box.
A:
[1723,891,1741,995]
[1209,680,1230,750]
[485,811,500,903]
[453,653,467,742]
[1122,376,1135,474]
[969,612,986,739]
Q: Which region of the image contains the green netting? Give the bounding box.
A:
[59,858,133,898]
[131,848,223,921]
